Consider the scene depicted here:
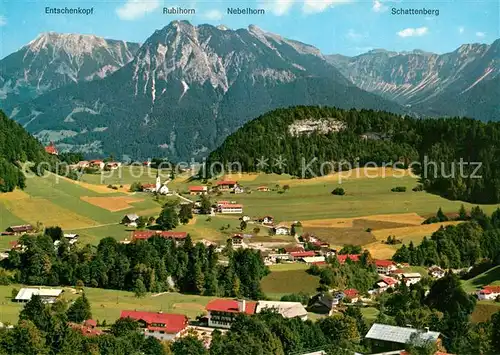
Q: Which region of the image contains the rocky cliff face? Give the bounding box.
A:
[0,32,140,107]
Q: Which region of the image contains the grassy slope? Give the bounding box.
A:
[462,266,500,293]
[261,264,320,300]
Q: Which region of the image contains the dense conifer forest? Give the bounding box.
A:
[0,110,52,192]
[207,106,500,203]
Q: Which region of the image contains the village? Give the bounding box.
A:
[1,156,500,355]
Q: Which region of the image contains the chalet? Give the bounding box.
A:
[122,213,140,227]
[14,288,63,303]
[218,203,243,214]
[216,180,237,190]
[77,161,90,168]
[337,254,360,264]
[343,288,359,303]
[307,292,338,315]
[255,301,308,320]
[69,319,103,337]
[428,265,445,279]
[274,225,290,235]
[477,285,500,300]
[6,224,33,235]
[260,216,274,225]
[64,233,79,244]
[189,186,208,195]
[206,299,257,329]
[365,323,442,351]
[231,234,244,247]
[264,253,292,264]
[105,162,121,170]
[289,251,316,260]
[375,260,397,274]
[256,186,270,192]
[241,215,251,222]
[44,142,58,155]
[376,277,399,292]
[89,160,105,169]
[120,310,188,341]
[132,231,187,244]
[143,161,152,167]
[402,273,422,286]
[142,183,156,192]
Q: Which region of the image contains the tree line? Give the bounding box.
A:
[2,233,268,300]
[206,106,500,203]
[393,207,500,268]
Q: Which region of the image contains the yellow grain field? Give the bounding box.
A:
[3,198,98,229]
[371,221,461,242]
[81,196,144,212]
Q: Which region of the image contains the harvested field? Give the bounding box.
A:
[0,189,30,201]
[222,173,259,182]
[371,221,461,242]
[285,213,424,229]
[81,196,145,212]
[364,242,399,260]
[3,198,98,229]
[172,303,206,312]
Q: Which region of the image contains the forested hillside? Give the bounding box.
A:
[0,110,50,192]
[207,106,500,204]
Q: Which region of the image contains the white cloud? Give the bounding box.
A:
[346,29,367,40]
[476,31,486,38]
[458,26,465,34]
[260,0,295,16]
[116,0,160,20]
[397,27,429,38]
[0,15,6,26]
[204,9,223,20]
[372,0,388,13]
[302,0,353,14]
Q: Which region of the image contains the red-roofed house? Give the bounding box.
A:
[206,299,257,329]
[217,181,237,190]
[69,319,103,337]
[45,142,59,155]
[132,231,187,244]
[256,186,270,192]
[375,259,397,274]
[89,160,105,169]
[218,204,243,214]
[337,254,360,264]
[376,277,399,292]
[189,186,208,195]
[343,288,359,303]
[477,285,500,300]
[284,246,305,253]
[120,310,188,341]
[289,251,316,260]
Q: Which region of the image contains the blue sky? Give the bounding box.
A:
[0,0,498,59]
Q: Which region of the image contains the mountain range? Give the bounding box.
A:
[0,21,498,160]
[327,40,499,119]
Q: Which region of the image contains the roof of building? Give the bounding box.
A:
[45,144,58,154]
[375,259,395,267]
[255,301,308,318]
[337,254,360,263]
[290,251,316,258]
[217,180,237,185]
[132,231,187,240]
[220,204,243,208]
[189,186,207,191]
[15,288,63,301]
[125,214,139,221]
[7,224,33,232]
[69,322,103,337]
[381,277,398,286]
[205,299,257,315]
[120,310,188,334]
[84,319,97,327]
[344,288,359,298]
[365,323,441,345]
[64,233,79,239]
[274,225,290,230]
[284,246,305,253]
[480,285,500,294]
